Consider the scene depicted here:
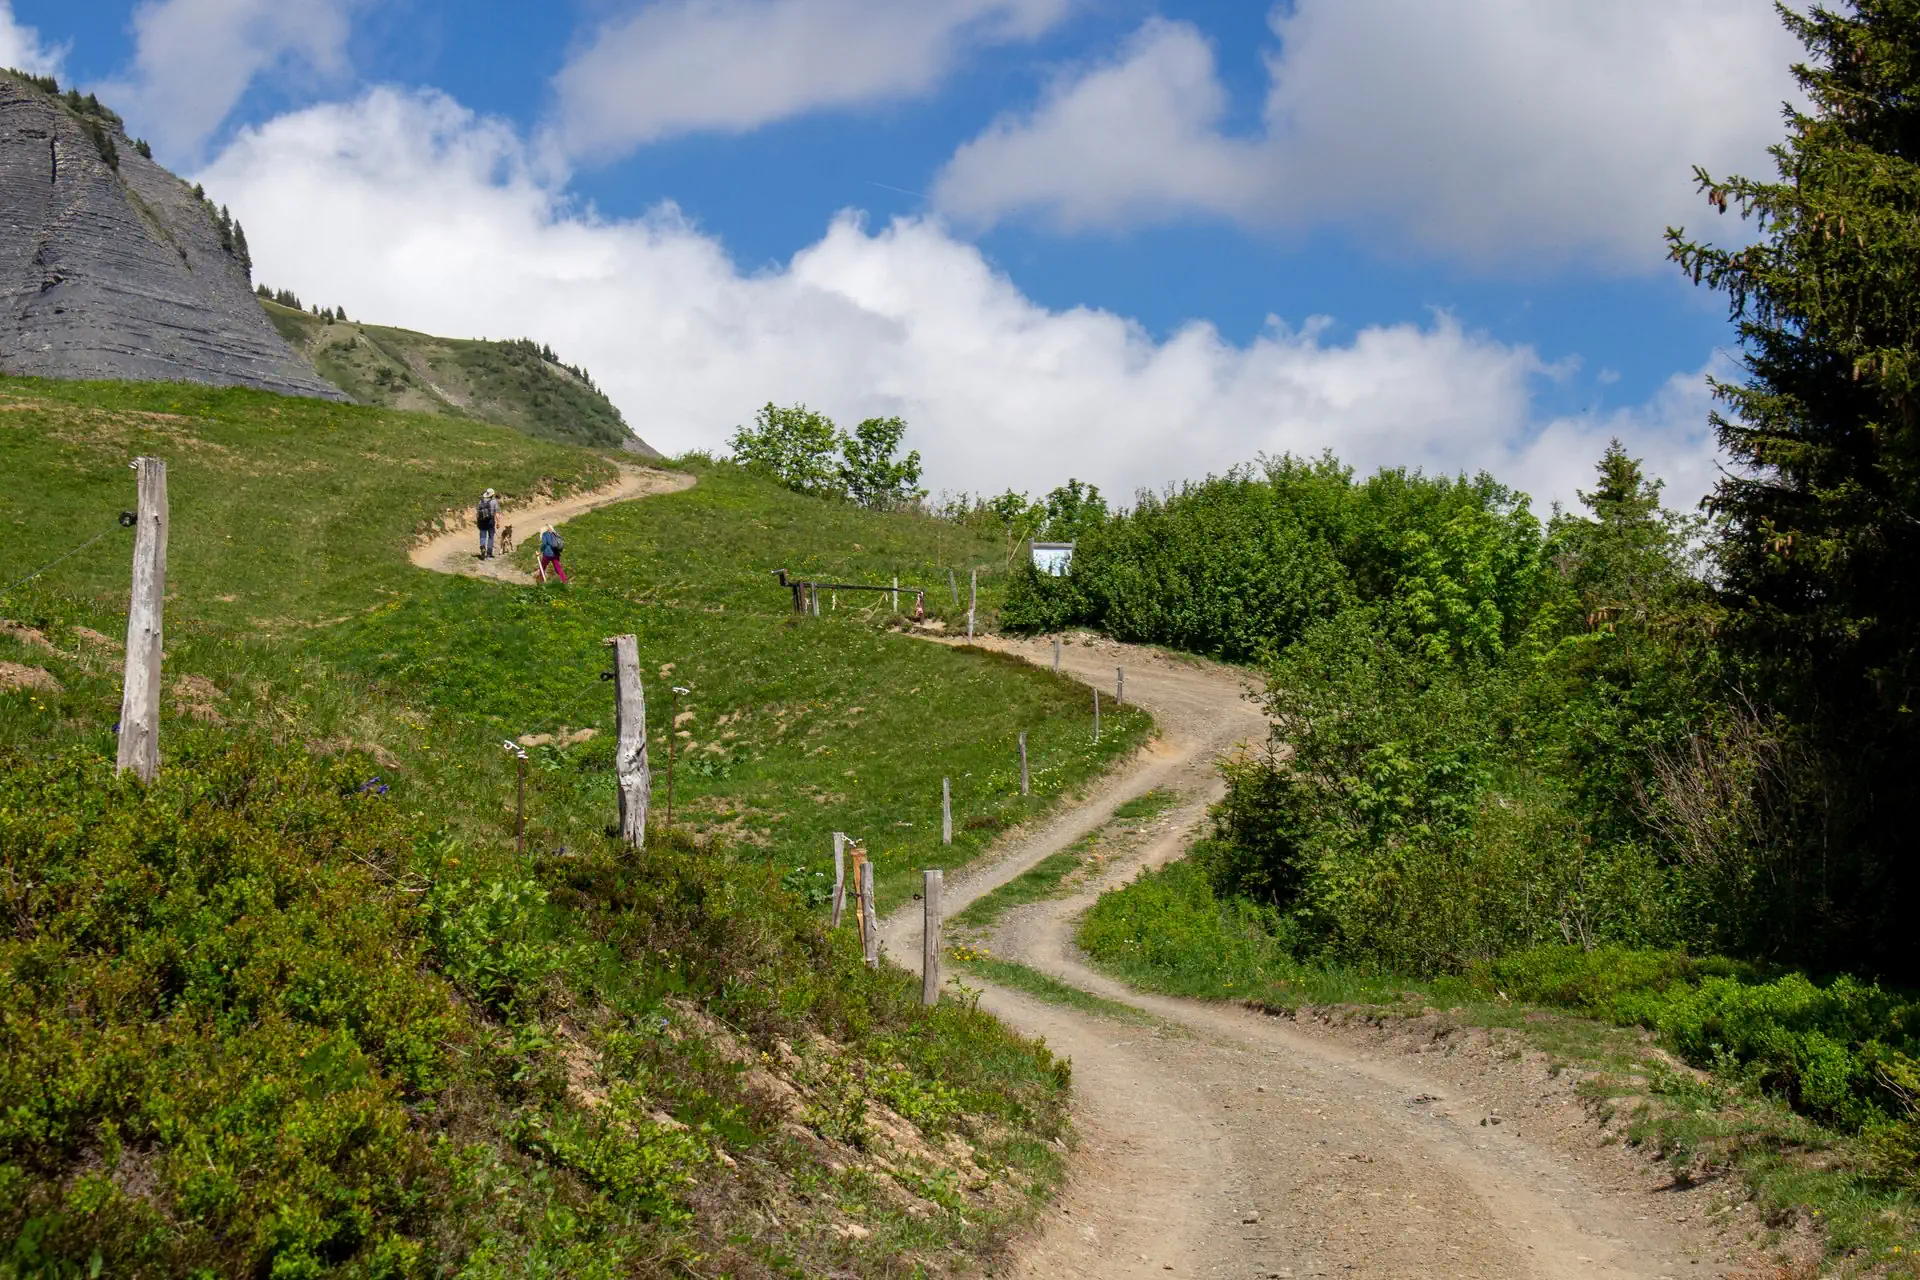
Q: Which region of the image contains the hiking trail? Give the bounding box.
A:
[409,464,695,583]
[881,634,1756,1280]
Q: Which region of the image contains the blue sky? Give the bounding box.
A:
[3,0,1802,507]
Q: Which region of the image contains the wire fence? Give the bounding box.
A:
[0,511,134,602]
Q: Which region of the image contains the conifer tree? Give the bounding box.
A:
[1669,0,1920,970]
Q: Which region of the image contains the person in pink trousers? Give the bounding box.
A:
[538,525,569,582]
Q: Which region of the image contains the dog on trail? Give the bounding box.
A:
[498,525,515,555]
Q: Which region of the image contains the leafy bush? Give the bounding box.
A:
[0,741,457,1277]
[1002,456,1543,663]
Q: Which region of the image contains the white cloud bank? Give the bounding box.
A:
[0,0,64,76]
[202,88,1724,513]
[101,0,366,159]
[551,0,1071,158]
[936,1,1805,272]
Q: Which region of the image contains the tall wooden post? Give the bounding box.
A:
[948,568,958,605]
[968,568,977,639]
[1093,688,1101,744]
[1053,637,1061,672]
[849,845,869,948]
[892,575,899,612]
[830,832,848,927]
[1117,666,1125,705]
[116,457,167,782]
[942,777,953,845]
[921,869,943,1006]
[606,634,650,847]
[1019,732,1030,796]
[860,859,879,967]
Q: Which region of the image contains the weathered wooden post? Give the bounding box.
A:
[1053,637,1061,672]
[606,634,650,846]
[860,859,879,967]
[942,777,953,845]
[1019,732,1030,796]
[116,456,167,782]
[922,869,943,1006]
[516,752,527,851]
[948,567,958,606]
[892,575,899,612]
[968,568,977,639]
[1117,666,1125,705]
[830,832,848,927]
[849,844,869,949]
[1093,687,1101,744]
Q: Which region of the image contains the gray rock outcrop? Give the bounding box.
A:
[0,77,345,399]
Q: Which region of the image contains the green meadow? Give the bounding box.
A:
[0,375,1151,1277]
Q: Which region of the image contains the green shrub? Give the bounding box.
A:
[0,741,457,1277]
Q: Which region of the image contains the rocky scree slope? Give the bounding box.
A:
[0,75,342,399]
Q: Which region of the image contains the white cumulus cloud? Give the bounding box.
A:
[199,88,1725,514]
[102,0,366,159]
[550,0,1071,158]
[0,0,65,77]
[936,1,1805,272]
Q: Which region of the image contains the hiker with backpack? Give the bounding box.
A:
[539,525,569,582]
[476,488,501,559]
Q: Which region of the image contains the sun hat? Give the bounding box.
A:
[483,488,495,498]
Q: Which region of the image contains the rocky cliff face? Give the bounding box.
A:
[0,77,344,400]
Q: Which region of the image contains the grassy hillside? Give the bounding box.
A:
[0,375,1151,1276]
[260,299,656,455]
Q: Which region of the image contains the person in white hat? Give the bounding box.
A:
[475,488,500,559]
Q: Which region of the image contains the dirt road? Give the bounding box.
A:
[408,465,694,583]
[880,634,1737,1280]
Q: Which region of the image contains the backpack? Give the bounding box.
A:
[545,530,564,554]
[476,498,494,524]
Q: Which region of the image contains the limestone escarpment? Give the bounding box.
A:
[0,78,345,400]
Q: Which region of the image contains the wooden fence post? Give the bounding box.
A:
[849,845,868,949]
[1019,732,1030,796]
[922,870,943,1006]
[892,575,899,612]
[517,753,527,852]
[1117,666,1124,705]
[860,860,879,967]
[606,634,650,847]
[116,456,167,782]
[948,568,958,606]
[942,777,953,845]
[831,832,848,927]
[968,568,977,639]
[1053,637,1060,672]
[1093,688,1101,744]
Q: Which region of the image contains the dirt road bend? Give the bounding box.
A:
[879,634,1731,1280]
[409,466,695,583]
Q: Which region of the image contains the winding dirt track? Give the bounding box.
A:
[879,635,1731,1280]
[408,465,695,583]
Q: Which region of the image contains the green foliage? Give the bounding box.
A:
[729,403,842,496]
[728,404,926,509]
[0,742,459,1277]
[1003,455,1543,664]
[1667,0,1920,976]
[6,69,58,95]
[838,415,925,510]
